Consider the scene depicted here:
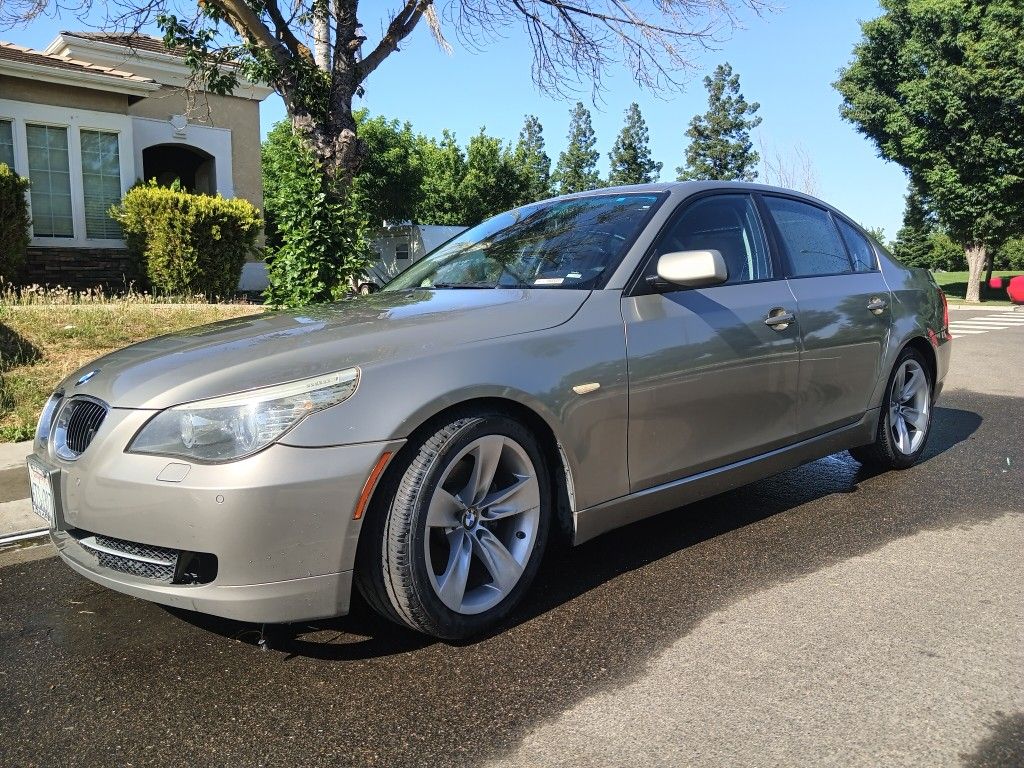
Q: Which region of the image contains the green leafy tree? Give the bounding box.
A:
[513,116,552,204]
[927,232,966,272]
[261,121,369,306]
[353,112,423,225]
[607,102,662,186]
[459,129,524,224]
[677,63,761,181]
[553,102,602,194]
[417,130,467,226]
[995,238,1024,271]
[862,226,888,249]
[836,0,1024,302]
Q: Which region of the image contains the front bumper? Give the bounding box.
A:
[34,409,401,623]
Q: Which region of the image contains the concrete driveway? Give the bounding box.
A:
[1,308,1021,768]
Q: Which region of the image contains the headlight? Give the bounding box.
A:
[127,368,359,462]
[36,391,63,445]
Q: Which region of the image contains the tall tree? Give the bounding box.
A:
[835,0,1024,302]
[513,116,552,204]
[416,130,467,226]
[353,112,423,225]
[677,63,761,182]
[892,187,936,269]
[553,102,602,194]
[459,129,523,224]
[607,102,662,186]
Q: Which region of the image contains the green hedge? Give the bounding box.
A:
[0,164,31,281]
[113,182,262,297]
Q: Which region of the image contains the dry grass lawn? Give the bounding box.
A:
[0,303,262,442]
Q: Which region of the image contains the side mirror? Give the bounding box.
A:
[655,249,728,288]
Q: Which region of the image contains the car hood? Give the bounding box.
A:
[65,289,590,409]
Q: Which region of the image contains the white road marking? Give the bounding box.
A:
[947,315,1024,338]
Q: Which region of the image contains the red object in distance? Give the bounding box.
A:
[1007,275,1024,305]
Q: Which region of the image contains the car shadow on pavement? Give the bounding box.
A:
[172,404,983,659]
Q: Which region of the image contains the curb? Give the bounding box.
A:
[0,441,41,541]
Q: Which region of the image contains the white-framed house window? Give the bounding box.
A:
[26,124,74,238]
[81,130,123,239]
[0,119,14,168]
[0,99,133,247]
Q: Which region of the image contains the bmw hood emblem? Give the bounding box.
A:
[75,370,99,386]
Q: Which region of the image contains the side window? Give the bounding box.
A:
[834,217,877,272]
[763,196,853,277]
[653,194,772,285]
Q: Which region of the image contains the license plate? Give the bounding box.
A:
[27,457,56,528]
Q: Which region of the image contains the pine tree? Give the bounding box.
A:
[892,186,936,268]
[553,102,602,194]
[607,103,662,185]
[677,63,761,182]
[513,115,552,204]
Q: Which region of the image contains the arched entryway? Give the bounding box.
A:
[141,144,216,194]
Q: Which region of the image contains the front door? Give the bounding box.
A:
[759,195,892,436]
[623,193,802,492]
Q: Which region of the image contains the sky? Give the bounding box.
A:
[6,1,909,238]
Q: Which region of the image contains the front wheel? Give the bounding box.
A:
[850,347,933,470]
[356,413,550,639]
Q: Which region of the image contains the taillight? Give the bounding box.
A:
[938,286,949,331]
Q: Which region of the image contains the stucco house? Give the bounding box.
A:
[0,33,271,288]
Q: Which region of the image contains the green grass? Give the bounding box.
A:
[0,301,262,442]
[932,270,1020,304]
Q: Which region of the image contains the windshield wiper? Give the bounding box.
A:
[430,281,501,289]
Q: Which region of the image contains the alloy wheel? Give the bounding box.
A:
[888,358,930,455]
[424,434,541,615]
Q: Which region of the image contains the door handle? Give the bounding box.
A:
[764,308,796,330]
[867,297,888,314]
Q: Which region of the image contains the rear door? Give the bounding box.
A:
[622,192,801,491]
[758,195,891,437]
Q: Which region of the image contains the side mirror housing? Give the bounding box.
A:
[655,249,728,288]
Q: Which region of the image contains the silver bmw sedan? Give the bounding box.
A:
[27,182,951,639]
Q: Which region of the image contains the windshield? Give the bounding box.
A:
[384,193,663,291]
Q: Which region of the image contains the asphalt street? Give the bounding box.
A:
[1,308,1022,768]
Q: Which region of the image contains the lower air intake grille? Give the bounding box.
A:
[82,534,179,583]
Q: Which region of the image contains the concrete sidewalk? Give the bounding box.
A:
[0,441,43,538]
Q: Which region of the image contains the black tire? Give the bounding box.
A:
[850,346,933,470]
[355,413,551,639]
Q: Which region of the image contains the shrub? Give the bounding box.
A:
[0,164,31,281]
[113,182,262,297]
[262,122,370,307]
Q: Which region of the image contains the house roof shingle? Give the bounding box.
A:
[0,40,155,83]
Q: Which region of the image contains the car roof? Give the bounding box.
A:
[548,180,835,211]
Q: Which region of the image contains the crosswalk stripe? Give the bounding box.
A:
[950,319,1015,325]
[949,323,1012,329]
[949,329,988,335]
[983,316,1024,322]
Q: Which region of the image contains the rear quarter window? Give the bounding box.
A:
[834,217,878,272]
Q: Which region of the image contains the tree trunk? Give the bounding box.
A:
[313,13,331,71]
[964,243,987,303]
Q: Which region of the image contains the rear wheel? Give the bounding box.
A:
[850,347,933,470]
[356,413,550,639]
